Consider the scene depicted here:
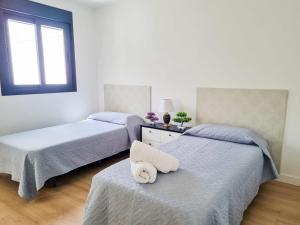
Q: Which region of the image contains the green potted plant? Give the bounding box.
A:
[173,112,192,130]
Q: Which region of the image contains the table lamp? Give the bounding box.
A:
[159,98,175,128]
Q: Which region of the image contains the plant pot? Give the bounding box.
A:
[177,125,185,130]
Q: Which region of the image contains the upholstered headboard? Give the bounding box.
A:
[104,84,151,118]
[196,88,288,171]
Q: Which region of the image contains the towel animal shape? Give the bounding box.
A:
[130,140,180,183]
[130,161,157,184]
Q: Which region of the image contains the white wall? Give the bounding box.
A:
[95,0,300,182]
[0,0,99,135]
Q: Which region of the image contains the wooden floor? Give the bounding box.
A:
[0,152,299,225]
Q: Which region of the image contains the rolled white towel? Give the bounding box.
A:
[130,140,179,173]
[130,161,157,184]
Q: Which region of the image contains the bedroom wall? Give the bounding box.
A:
[0,0,99,136]
[95,0,300,183]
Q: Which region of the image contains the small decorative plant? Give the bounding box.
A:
[145,112,159,125]
[173,112,192,129]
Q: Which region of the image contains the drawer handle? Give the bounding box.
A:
[148,130,152,133]
[169,134,172,137]
[149,143,152,146]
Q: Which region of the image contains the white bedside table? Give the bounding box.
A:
[140,123,191,147]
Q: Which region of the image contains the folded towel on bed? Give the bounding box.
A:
[130,161,157,184]
[130,140,180,173]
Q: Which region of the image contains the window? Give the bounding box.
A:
[0,0,76,95]
[7,19,41,85]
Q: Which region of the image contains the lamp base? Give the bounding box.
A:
[163,112,171,128]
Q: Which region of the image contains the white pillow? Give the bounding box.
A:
[87,112,134,125]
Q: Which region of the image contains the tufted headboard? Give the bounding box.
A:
[196,88,288,171]
[104,84,151,118]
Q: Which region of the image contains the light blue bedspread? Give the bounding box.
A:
[83,125,278,225]
[0,115,143,200]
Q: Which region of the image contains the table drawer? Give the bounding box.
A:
[142,127,161,142]
[160,130,181,143]
[142,138,161,148]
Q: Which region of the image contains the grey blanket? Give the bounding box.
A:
[83,129,277,225]
[0,116,142,200]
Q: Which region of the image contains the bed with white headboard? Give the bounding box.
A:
[83,87,289,225]
[196,88,288,171]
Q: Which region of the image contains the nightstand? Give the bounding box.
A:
[140,123,190,147]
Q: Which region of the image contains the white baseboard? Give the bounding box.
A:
[278,174,300,186]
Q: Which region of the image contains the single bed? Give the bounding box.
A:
[0,113,142,200]
[0,84,151,200]
[83,128,275,225]
[83,88,288,225]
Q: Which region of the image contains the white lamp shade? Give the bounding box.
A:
[159,98,175,113]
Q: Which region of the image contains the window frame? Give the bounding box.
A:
[0,0,77,96]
